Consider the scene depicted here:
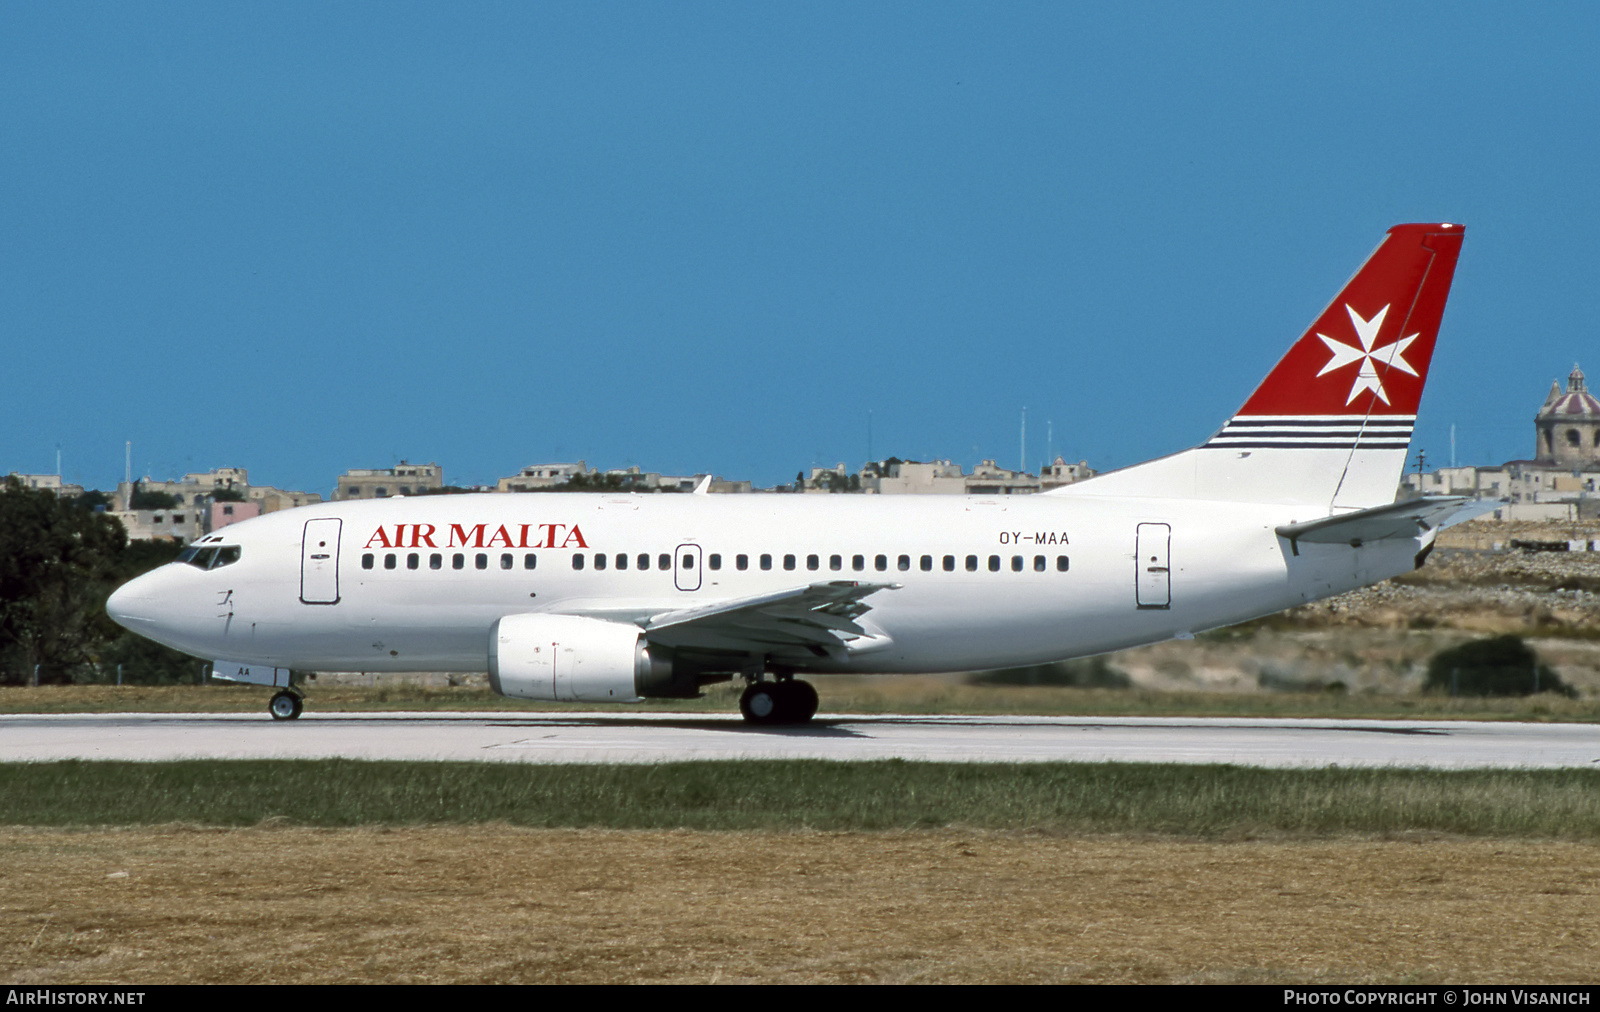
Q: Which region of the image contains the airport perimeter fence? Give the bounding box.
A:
[5,660,250,688]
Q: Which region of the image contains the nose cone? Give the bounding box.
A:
[106,573,156,631]
[104,563,228,658]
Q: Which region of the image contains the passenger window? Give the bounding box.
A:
[681,554,695,570]
[362,553,374,570]
[407,553,419,570]
[617,553,629,570]
[501,553,513,570]
[524,553,537,570]
[829,555,842,571]
[736,554,749,571]
[638,553,650,570]
[852,555,865,572]
[760,554,772,571]
[1057,556,1070,572]
[709,554,721,570]
[430,553,442,570]
[384,554,397,570]
[875,555,887,572]
[658,553,671,570]
[453,553,465,570]
[1012,555,1024,572]
[943,555,955,572]
[783,554,796,571]
[475,553,487,570]
[920,555,933,572]
[806,554,819,571]
[966,555,978,572]
[594,553,607,571]
[573,554,585,570]
[1034,555,1046,572]
[988,555,1000,572]
[897,555,910,571]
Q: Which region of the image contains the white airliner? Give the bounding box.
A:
[109,223,1471,723]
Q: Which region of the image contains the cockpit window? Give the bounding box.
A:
[178,545,241,570]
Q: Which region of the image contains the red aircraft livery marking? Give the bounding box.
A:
[363,523,589,550]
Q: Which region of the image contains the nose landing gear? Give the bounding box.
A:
[269,689,304,721]
[738,678,819,725]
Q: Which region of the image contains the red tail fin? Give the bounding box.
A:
[1055,224,1465,508]
[1237,223,1464,418]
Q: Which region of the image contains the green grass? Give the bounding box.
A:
[4,681,1599,721]
[3,760,1598,838]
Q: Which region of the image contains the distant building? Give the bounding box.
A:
[109,467,323,543]
[966,459,1041,495]
[1535,366,1600,466]
[333,461,442,500]
[1040,457,1096,491]
[108,509,205,544]
[5,473,85,498]
[115,467,251,511]
[496,461,749,493]
[1404,366,1600,521]
[860,459,964,494]
[854,456,1095,495]
[496,462,592,492]
[209,499,262,531]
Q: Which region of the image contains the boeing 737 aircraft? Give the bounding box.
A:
[108,223,1470,723]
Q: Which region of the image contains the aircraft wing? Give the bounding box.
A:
[641,580,900,654]
[1275,495,1493,552]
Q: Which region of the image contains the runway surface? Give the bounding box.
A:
[4,711,1599,767]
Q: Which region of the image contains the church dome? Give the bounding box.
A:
[1539,366,1600,418]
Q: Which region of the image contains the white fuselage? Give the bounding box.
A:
[107,491,1424,675]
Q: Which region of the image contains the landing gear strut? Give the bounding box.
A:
[269,689,304,721]
[739,678,819,725]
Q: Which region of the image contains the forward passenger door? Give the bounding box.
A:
[300,518,342,605]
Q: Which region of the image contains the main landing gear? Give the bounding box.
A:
[269,689,304,721]
[739,678,819,726]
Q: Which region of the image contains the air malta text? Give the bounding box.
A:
[363,523,589,550]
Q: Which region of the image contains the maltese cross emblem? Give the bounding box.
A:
[1315,304,1418,405]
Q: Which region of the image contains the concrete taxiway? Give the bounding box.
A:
[3,712,1598,767]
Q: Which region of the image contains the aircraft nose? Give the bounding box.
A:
[106,573,157,630]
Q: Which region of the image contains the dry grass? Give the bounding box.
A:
[2,826,1596,984]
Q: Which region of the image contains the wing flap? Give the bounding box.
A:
[643,580,899,652]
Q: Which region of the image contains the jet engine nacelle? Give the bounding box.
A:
[488,613,685,702]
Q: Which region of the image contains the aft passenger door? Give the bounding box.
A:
[300,518,342,605]
[1135,523,1170,610]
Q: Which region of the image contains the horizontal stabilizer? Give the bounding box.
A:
[1275,495,1490,552]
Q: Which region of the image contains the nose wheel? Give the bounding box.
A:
[269,690,304,721]
[739,679,819,725]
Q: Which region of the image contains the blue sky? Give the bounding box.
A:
[4,3,1597,494]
